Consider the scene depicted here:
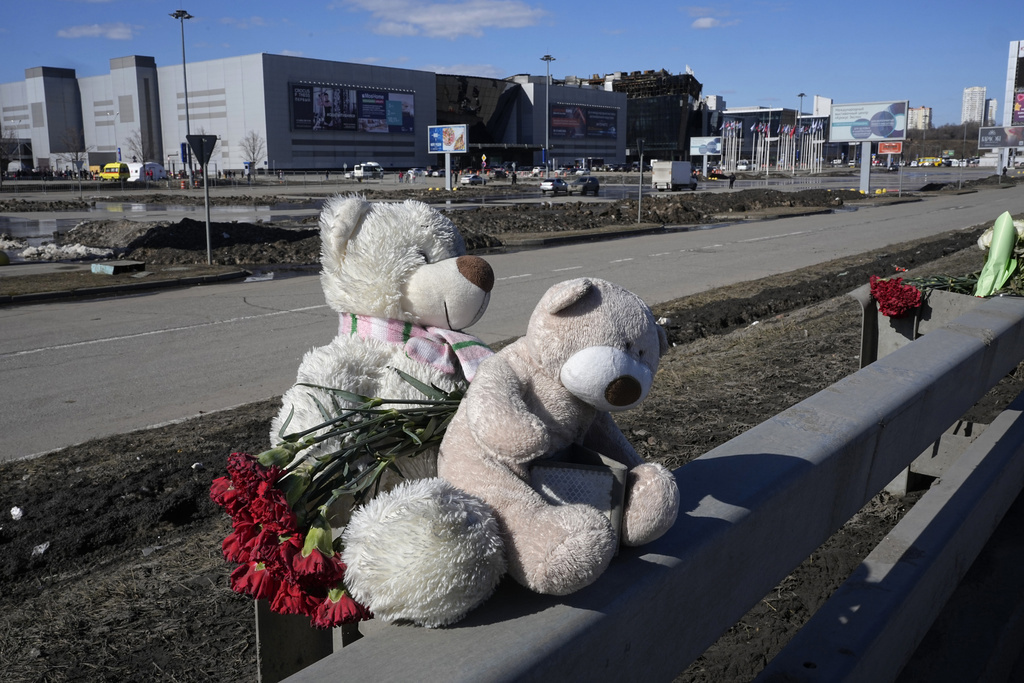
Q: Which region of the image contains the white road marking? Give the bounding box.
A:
[552,266,583,272]
[610,258,634,263]
[497,273,533,280]
[2,305,327,358]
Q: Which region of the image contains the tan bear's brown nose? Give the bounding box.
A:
[456,255,494,293]
[604,375,642,407]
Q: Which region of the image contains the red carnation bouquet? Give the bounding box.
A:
[869,275,923,318]
[209,371,462,629]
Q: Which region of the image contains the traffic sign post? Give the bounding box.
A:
[187,135,219,264]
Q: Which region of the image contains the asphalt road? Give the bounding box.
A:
[2,185,1022,461]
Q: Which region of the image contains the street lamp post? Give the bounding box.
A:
[171,10,194,184]
[541,54,555,175]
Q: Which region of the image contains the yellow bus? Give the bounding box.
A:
[100,162,129,181]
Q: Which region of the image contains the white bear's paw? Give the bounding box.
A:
[622,462,679,546]
[341,477,506,628]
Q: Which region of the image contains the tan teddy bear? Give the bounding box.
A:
[436,277,679,596]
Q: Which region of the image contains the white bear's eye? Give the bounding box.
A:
[416,249,430,263]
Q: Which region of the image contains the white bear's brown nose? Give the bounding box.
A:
[605,375,643,407]
[456,255,494,293]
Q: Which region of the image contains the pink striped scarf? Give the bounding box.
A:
[338,312,493,382]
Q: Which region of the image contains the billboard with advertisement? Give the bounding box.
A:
[290,84,414,133]
[428,125,467,153]
[829,101,908,142]
[978,126,1024,149]
[877,142,903,154]
[550,105,617,139]
[690,136,722,155]
[1014,92,1024,125]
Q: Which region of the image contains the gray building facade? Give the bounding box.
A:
[0,52,627,175]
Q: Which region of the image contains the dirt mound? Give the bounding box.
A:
[920,173,1017,192]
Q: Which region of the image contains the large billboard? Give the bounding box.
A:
[978,126,1024,149]
[290,84,414,133]
[690,136,722,155]
[1013,92,1024,125]
[829,101,908,142]
[428,124,467,153]
[550,105,618,139]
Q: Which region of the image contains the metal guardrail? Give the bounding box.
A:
[279,294,1024,682]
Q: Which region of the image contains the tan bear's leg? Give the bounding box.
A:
[501,502,616,596]
[622,462,679,546]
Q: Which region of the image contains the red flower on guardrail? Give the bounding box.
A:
[869,275,922,318]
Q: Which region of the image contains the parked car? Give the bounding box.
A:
[460,174,486,185]
[736,160,752,172]
[569,176,600,196]
[491,168,507,179]
[539,177,568,195]
[431,168,446,177]
[406,168,427,177]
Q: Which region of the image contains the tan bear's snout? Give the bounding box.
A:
[456,255,494,293]
[605,375,643,407]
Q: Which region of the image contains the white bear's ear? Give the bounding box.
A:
[320,195,371,270]
[657,324,669,356]
[543,278,594,314]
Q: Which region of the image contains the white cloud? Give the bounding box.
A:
[338,0,545,39]
[220,16,270,30]
[57,23,136,40]
[691,17,720,29]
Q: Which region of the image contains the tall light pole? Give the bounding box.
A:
[171,9,194,183]
[541,54,555,175]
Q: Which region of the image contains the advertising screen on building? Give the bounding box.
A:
[550,105,618,139]
[978,127,1024,149]
[428,125,467,153]
[690,136,722,155]
[290,84,414,133]
[1014,92,1024,125]
[829,101,908,142]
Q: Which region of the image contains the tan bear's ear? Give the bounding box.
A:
[543,278,594,314]
[657,324,669,356]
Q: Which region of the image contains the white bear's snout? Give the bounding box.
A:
[560,346,652,412]
[402,256,493,330]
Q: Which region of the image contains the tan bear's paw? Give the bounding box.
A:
[510,504,616,596]
[622,463,679,546]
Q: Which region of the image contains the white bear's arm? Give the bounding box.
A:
[466,356,550,463]
[582,411,645,468]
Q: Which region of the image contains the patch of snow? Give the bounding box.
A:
[20,243,114,261]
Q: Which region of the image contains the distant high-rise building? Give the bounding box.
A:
[962,86,986,124]
[985,99,998,126]
[908,106,932,130]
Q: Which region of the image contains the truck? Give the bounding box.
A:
[651,160,697,191]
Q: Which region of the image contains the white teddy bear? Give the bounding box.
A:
[271,195,495,482]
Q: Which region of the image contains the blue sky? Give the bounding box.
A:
[2,0,1018,127]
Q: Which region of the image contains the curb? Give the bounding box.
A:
[0,269,249,305]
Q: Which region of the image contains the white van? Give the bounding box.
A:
[127,162,168,182]
[352,162,383,180]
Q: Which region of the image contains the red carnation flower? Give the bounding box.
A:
[312,584,373,629]
[230,561,280,601]
[870,275,922,318]
[271,579,323,617]
[222,519,259,563]
[249,481,298,530]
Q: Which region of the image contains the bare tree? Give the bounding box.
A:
[240,130,266,175]
[125,128,156,163]
[0,126,22,190]
[55,127,93,174]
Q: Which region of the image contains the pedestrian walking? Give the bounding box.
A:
[728,173,736,189]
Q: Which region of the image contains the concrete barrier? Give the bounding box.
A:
[281,295,1024,683]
